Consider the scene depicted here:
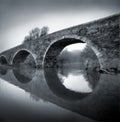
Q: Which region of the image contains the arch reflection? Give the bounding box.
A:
[0,66,7,75]
[44,39,100,100]
[12,50,37,83]
[44,67,100,100]
[57,68,100,93]
[13,65,36,83]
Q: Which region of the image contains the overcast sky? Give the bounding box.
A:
[0,0,120,52]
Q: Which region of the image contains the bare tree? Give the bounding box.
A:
[23,26,49,43]
[40,26,49,37]
[29,27,41,39]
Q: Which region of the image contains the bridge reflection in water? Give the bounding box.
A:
[0,64,119,121]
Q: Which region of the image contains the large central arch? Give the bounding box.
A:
[43,36,100,68]
[43,37,100,100]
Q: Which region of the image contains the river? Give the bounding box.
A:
[0,65,119,122]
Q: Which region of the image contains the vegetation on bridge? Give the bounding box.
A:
[23,26,49,43]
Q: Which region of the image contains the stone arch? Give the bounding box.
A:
[43,36,100,100]
[12,49,37,68]
[43,35,101,68]
[0,56,8,65]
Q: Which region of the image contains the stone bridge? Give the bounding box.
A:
[0,14,120,121]
[0,14,119,71]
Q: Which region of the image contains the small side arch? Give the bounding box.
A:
[0,56,8,65]
[12,49,37,68]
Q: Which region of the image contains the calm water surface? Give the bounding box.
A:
[57,68,100,93]
[0,65,119,121]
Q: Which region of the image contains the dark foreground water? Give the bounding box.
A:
[0,65,119,122]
